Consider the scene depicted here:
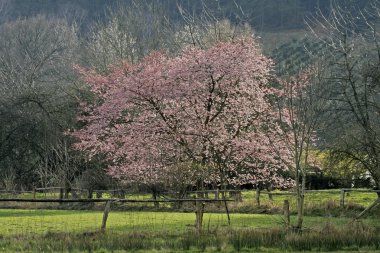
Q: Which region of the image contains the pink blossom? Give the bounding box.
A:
[69,38,293,188]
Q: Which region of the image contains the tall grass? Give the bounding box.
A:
[1,222,380,252]
[229,221,380,251]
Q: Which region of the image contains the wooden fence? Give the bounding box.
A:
[0,197,232,233]
[1,187,380,208]
[170,188,380,208]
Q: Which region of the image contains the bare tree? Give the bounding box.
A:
[85,0,173,72]
[175,2,253,50]
[36,139,80,198]
[85,0,254,73]
[307,1,380,214]
[276,67,326,230]
[0,16,79,189]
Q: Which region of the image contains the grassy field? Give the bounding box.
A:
[239,190,378,214]
[1,189,379,252]
[1,208,380,252]
[2,208,380,236]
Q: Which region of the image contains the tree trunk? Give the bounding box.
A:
[255,188,261,207]
[87,189,93,199]
[194,178,205,233]
[295,173,306,230]
[267,186,273,201]
[195,200,204,233]
[59,188,64,200]
[152,190,159,208]
[64,183,71,199]
[101,201,112,232]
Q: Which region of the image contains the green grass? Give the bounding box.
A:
[239,190,378,214]
[0,209,261,235]
[1,208,380,236]
[1,208,380,252]
[1,218,380,252]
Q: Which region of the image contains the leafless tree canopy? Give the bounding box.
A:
[0,16,80,188]
[307,1,380,189]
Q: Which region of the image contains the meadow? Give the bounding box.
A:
[2,208,380,236]
[1,208,380,252]
[0,189,380,252]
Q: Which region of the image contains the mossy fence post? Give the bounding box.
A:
[214,189,219,200]
[340,189,345,208]
[283,200,290,228]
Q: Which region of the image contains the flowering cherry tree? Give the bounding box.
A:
[70,38,292,192]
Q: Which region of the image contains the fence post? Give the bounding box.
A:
[340,189,345,208]
[101,200,112,232]
[283,200,290,228]
[224,197,231,226]
[214,189,219,200]
[33,187,36,199]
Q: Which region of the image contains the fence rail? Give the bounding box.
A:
[1,187,379,208]
[0,198,232,203]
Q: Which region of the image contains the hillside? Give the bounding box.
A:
[1,0,371,32]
